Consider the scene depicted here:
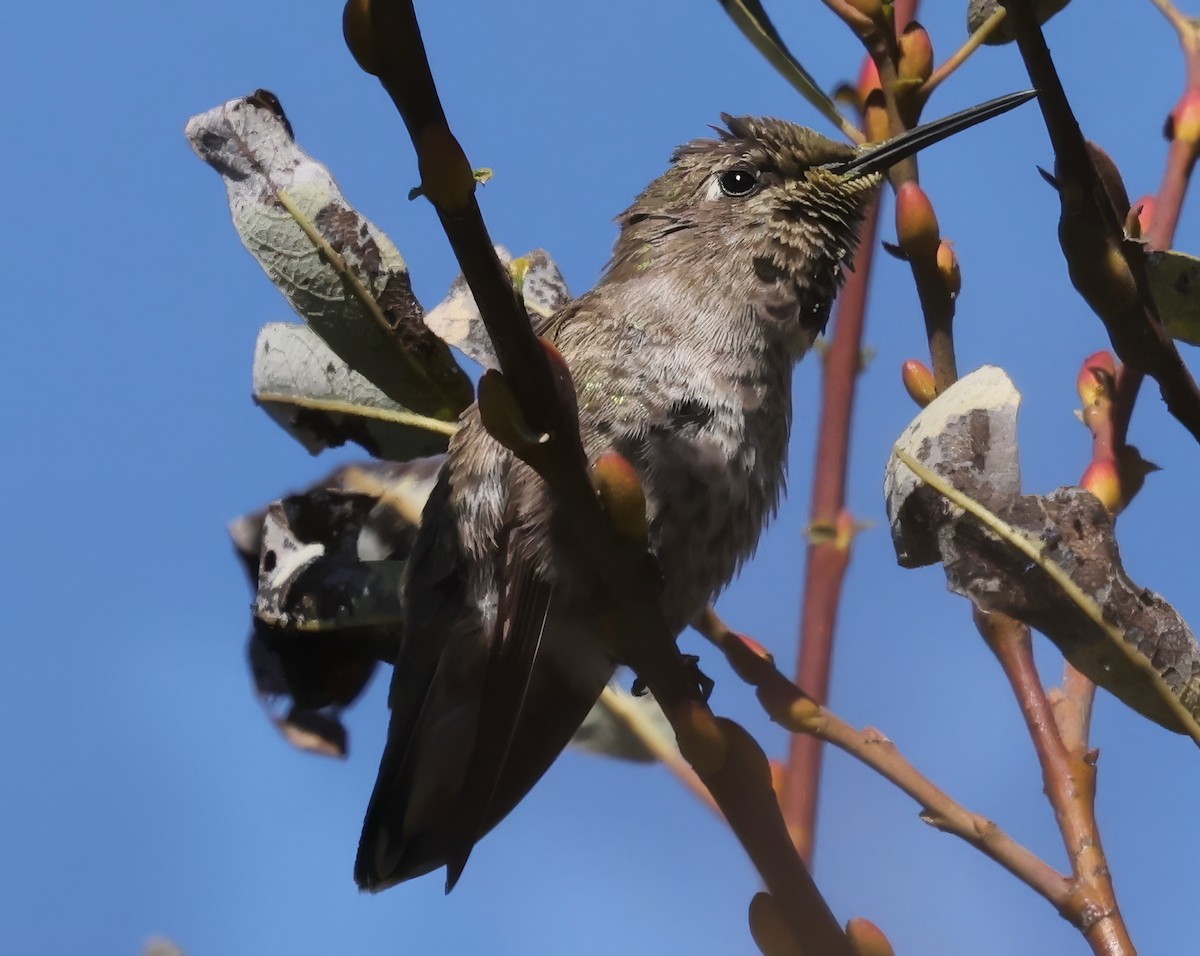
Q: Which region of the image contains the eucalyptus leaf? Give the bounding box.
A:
[186,89,472,420]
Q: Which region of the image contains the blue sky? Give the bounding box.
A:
[3,1,1199,953]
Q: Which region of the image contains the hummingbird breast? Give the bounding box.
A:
[545,275,799,633]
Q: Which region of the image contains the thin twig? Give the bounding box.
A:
[695,610,1071,907]
[923,8,1009,98]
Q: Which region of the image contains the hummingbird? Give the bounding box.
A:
[354,90,1035,893]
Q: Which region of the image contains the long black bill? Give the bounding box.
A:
[834,89,1037,179]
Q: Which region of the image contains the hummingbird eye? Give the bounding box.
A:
[718,166,759,197]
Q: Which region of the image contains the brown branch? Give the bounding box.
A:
[346,2,853,951]
[696,610,1071,909]
[1050,663,1097,767]
[1001,0,1200,445]
[975,609,1134,956]
[782,196,881,863]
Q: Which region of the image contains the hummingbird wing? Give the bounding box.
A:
[355,457,614,892]
[354,472,473,889]
[441,526,553,889]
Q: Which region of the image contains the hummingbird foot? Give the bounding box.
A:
[630,654,714,702]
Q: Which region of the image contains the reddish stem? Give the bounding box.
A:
[783,0,919,868]
[783,194,881,863]
[976,609,1133,956]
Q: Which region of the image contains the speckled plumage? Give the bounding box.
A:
[355,116,881,892]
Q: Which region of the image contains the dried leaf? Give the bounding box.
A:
[231,459,442,756]
[571,682,676,763]
[253,322,457,461]
[186,89,472,420]
[425,247,570,368]
[886,366,1200,738]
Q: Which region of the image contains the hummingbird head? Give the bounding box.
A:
[605,91,1034,343]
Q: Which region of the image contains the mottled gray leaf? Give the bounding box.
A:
[967,0,1072,45]
[253,322,457,461]
[425,246,571,368]
[186,89,472,420]
[886,366,1200,737]
[571,681,676,763]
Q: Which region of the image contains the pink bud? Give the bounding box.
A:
[1075,351,1116,407]
[936,241,961,298]
[898,23,934,85]
[1080,458,1121,514]
[902,359,936,407]
[1170,90,1200,147]
[895,181,940,261]
[846,917,896,956]
[857,55,882,101]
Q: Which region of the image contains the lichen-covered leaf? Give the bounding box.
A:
[886,366,1200,737]
[253,322,457,461]
[186,89,472,420]
[1146,249,1200,346]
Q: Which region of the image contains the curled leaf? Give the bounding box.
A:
[186,90,472,420]
[230,459,442,756]
[886,366,1200,739]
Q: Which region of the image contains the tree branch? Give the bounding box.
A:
[975,609,1133,956]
